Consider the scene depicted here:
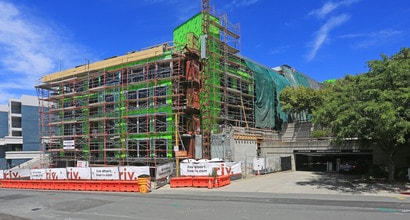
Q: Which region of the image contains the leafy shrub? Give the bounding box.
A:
[311,129,331,138]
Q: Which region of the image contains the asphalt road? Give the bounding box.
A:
[1,171,409,220]
[0,189,409,220]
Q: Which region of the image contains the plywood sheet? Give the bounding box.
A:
[42,45,165,83]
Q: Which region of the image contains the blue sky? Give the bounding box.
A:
[0,0,409,105]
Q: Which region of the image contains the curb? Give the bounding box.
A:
[400,187,410,195]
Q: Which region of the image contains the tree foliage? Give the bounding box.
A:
[279,85,323,116]
[313,48,410,181]
[278,48,409,181]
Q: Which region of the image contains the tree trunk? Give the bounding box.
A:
[380,143,396,183]
[387,152,395,182]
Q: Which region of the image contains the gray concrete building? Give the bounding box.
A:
[0,95,40,169]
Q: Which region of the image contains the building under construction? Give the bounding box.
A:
[36,1,318,168]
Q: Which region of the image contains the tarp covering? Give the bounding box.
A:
[244,60,319,129]
[246,60,276,128]
[281,65,311,88]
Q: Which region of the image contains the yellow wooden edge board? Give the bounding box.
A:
[41,45,165,83]
[233,135,259,140]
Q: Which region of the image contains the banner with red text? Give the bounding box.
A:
[3,169,30,179]
[30,168,67,180]
[66,167,91,180]
[118,166,150,181]
[180,161,241,176]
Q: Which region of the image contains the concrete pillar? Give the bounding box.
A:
[308,156,313,170]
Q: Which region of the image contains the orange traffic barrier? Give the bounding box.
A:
[131,181,140,192]
[119,181,139,192]
[0,180,13,188]
[31,181,42,190]
[101,181,120,192]
[170,177,193,188]
[77,181,88,191]
[37,181,46,190]
[0,180,145,193]
[16,180,25,189]
[215,175,230,187]
[9,180,21,189]
[5,180,14,188]
[54,181,68,190]
[5,180,16,188]
[67,181,77,191]
[84,180,101,191]
[43,180,55,190]
[192,176,214,188]
[68,181,86,191]
[20,180,30,189]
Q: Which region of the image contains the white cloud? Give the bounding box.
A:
[307,14,350,61]
[309,0,359,19]
[270,45,290,55]
[223,0,259,11]
[0,1,92,105]
[142,0,198,23]
[236,0,259,7]
[341,29,403,49]
[340,30,402,39]
[0,88,14,105]
[176,2,199,22]
[305,1,359,61]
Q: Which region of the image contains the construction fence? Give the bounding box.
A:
[0,163,175,193]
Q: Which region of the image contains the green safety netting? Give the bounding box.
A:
[245,60,290,129]
[248,61,276,128]
[244,60,319,129]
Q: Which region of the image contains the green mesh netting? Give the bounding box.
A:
[244,60,317,129]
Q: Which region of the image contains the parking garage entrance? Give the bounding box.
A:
[294,149,372,172]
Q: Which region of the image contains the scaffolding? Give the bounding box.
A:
[36,1,255,166]
[36,43,203,167]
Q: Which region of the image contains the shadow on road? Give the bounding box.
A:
[295,172,409,194]
[0,213,29,220]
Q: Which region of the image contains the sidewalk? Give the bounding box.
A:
[156,171,410,197]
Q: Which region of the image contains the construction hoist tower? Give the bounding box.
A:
[200,0,212,159]
[200,0,253,159]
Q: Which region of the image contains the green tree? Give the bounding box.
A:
[313,48,410,181]
[279,85,323,120]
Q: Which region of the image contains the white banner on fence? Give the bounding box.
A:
[66,167,91,180]
[118,166,150,181]
[180,162,242,176]
[48,168,67,180]
[180,163,211,176]
[3,169,30,179]
[77,160,89,168]
[30,169,46,180]
[210,162,242,176]
[91,167,119,180]
[156,162,174,179]
[30,168,67,180]
[0,170,3,179]
[253,157,267,171]
[230,162,242,175]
